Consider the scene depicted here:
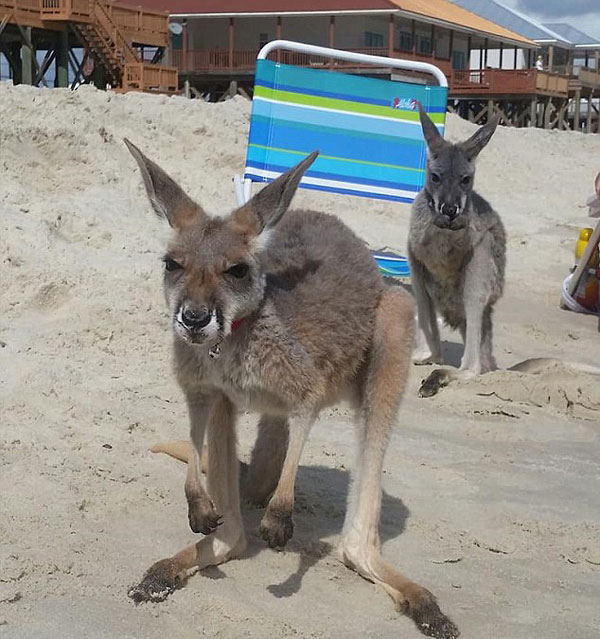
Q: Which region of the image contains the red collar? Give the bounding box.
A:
[231,317,245,331]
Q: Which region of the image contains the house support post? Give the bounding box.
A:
[7,42,22,84]
[530,97,537,127]
[548,45,554,72]
[587,94,593,133]
[487,98,494,121]
[329,16,335,68]
[544,97,552,129]
[388,14,394,57]
[276,16,282,62]
[467,35,471,66]
[228,17,234,71]
[21,27,33,86]
[574,89,581,131]
[56,29,68,88]
[182,19,188,71]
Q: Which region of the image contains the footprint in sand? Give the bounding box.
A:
[31,282,71,311]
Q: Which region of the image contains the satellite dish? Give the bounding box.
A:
[169,22,183,36]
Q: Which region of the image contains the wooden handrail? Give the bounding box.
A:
[170,46,454,76]
[92,0,138,64]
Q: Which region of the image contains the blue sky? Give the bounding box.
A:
[502,0,600,40]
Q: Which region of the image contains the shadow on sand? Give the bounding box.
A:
[207,463,413,600]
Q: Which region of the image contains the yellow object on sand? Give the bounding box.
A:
[576,227,594,261]
[576,227,599,266]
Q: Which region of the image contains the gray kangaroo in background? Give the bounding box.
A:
[124,141,458,639]
[408,106,505,395]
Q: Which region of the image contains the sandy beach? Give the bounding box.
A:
[1,82,599,638]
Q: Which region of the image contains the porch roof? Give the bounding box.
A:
[543,23,600,50]
[450,0,571,47]
[123,0,536,48]
[390,1,535,48]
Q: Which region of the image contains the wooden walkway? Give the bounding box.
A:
[0,0,177,91]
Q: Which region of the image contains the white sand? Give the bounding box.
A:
[1,82,599,639]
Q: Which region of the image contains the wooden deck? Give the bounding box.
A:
[450,68,569,98]
[172,47,570,98]
[1,0,169,45]
[0,0,177,91]
[171,46,454,78]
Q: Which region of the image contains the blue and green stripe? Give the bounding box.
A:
[244,59,448,203]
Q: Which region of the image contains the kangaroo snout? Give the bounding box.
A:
[440,202,460,219]
[175,303,219,344]
[180,305,212,330]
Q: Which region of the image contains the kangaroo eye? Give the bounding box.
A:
[461,175,471,186]
[163,257,183,272]
[430,172,440,183]
[225,263,249,279]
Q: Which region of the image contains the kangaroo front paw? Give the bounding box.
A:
[188,496,222,535]
[128,558,184,603]
[260,507,294,549]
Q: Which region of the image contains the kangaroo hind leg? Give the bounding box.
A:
[338,287,459,639]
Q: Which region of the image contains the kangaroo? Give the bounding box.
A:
[408,106,505,397]
[124,141,458,639]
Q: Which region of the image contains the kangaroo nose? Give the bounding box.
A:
[441,203,459,219]
[181,306,212,330]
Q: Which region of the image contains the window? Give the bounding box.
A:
[259,33,269,48]
[171,33,182,50]
[364,31,384,48]
[452,50,466,70]
[399,31,413,52]
[418,36,432,55]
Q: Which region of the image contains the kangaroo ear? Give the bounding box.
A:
[124,138,205,229]
[418,102,445,156]
[236,150,318,234]
[461,116,499,161]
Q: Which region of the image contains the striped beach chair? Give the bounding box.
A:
[234,40,448,279]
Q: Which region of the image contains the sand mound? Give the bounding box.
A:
[1,83,600,639]
[429,360,600,421]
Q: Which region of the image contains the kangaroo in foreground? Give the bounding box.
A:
[408,106,505,397]
[124,140,458,638]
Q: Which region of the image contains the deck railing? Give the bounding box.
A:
[171,46,454,78]
[123,62,177,92]
[40,0,90,20]
[36,0,168,44]
[578,67,600,90]
[452,68,535,94]
[535,70,569,95]
[1,0,41,21]
[450,68,569,97]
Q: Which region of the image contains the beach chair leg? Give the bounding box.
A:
[243,178,253,203]
[233,174,245,206]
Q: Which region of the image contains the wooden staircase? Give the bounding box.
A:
[39,0,177,92]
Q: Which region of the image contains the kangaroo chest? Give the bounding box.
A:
[182,342,289,415]
[412,227,471,284]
